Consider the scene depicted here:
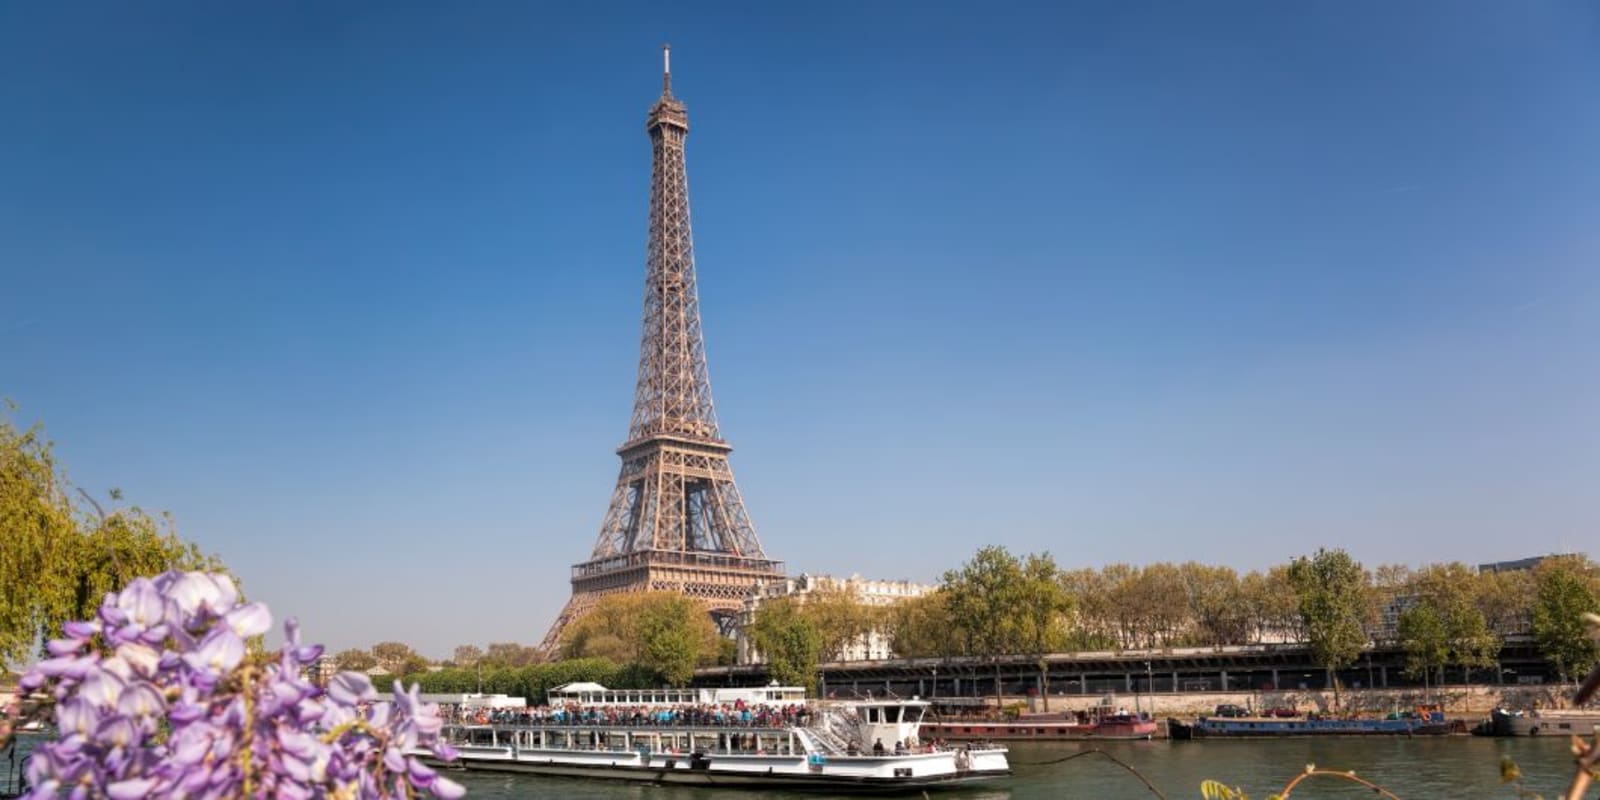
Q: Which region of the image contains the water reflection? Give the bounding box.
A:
[452,738,1584,799]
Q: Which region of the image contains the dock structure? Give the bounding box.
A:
[696,635,1557,700]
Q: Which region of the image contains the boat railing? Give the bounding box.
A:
[820,708,861,751]
[799,722,850,755]
[452,711,812,729]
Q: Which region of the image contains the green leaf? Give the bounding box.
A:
[1199,779,1244,800]
[1499,756,1521,784]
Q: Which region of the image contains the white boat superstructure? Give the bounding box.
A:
[424,684,1009,793]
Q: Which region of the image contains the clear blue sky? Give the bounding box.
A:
[3,2,1596,659]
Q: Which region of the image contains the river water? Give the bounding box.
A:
[449,738,1586,799]
[2,734,1583,798]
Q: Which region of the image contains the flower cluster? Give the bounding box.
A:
[18,571,464,799]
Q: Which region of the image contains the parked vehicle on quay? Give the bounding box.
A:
[416,682,1010,793]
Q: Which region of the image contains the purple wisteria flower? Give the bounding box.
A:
[16,571,465,799]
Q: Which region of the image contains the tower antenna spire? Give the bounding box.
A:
[662,43,672,95]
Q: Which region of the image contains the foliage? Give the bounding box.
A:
[0,412,225,666]
[940,546,1074,660]
[1060,562,1301,649]
[451,644,484,667]
[1016,553,1073,655]
[1176,563,1252,647]
[1396,603,1449,683]
[334,647,378,671]
[1286,548,1370,705]
[413,657,624,703]
[8,571,462,798]
[371,640,424,674]
[745,597,822,692]
[1396,562,1499,684]
[886,591,960,659]
[800,583,883,662]
[1531,556,1600,682]
[482,642,542,669]
[1476,568,1537,637]
[561,592,719,685]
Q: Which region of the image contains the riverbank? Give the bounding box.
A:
[966,683,1570,718]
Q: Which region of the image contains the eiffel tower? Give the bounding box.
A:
[538,47,785,653]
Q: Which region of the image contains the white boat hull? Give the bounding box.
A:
[430,741,1009,793]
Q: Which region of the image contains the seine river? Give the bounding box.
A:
[450,738,1583,799]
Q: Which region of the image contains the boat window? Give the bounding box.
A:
[885,707,900,723]
[865,708,878,723]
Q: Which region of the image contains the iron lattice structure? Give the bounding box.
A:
[538,48,784,653]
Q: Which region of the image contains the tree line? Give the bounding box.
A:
[8,411,1594,703]
[746,546,1600,701]
[389,546,1600,703]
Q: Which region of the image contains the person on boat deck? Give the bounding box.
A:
[893,740,907,755]
[872,738,886,755]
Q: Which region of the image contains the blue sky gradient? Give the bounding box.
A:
[3,1,1597,657]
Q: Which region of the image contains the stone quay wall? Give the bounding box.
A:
[1005,684,1572,718]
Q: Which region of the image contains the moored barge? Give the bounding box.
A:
[922,695,1158,741]
[1168,707,1459,739]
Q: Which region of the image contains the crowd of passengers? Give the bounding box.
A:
[449,701,813,729]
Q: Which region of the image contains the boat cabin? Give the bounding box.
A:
[546,682,806,708]
[850,699,929,752]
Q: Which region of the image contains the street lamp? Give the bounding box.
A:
[1145,661,1154,716]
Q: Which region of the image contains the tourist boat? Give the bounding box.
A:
[1479,707,1600,737]
[921,695,1158,741]
[1168,707,1458,739]
[423,683,1010,793]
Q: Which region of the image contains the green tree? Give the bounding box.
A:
[1059,568,1117,650]
[333,647,377,671]
[1396,603,1450,694]
[746,597,822,692]
[1531,556,1600,684]
[1287,548,1371,709]
[886,591,960,659]
[396,652,433,678]
[370,641,422,674]
[1177,563,1250,647]
[451,644,484,667]
[0,412,224,665]
[561,592,719,685]
[1015,553,1071,709]
[481,642,542,669]
[1243,565,1305,644]
[1404,563,1499,685]
[942,546,1062,698]
[801,582,882,662]
[943,546,1025,655]
[1475,568,1536,637]
[633,598,711,686]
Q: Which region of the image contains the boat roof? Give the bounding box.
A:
[550,682,610,693]
[846,698,929,707]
